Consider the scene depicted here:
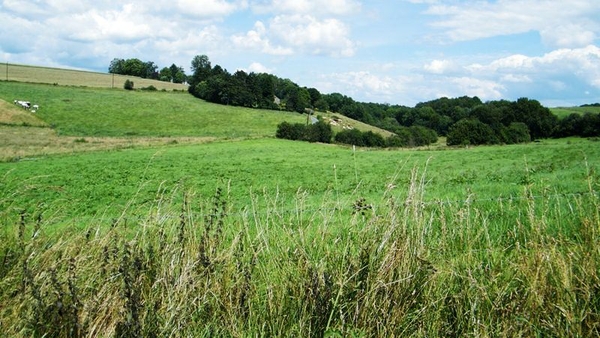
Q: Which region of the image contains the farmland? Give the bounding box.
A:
[0,68,599,337]
[0,62,188,91]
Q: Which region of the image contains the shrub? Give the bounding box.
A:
[335,129,365,147]
[362,131,386,147]
[276,121,306,141]
[447,118,496,146]
[304,121,333,143]
[506,122,531,144]
[124,79,134,90]
[276,121,332,143]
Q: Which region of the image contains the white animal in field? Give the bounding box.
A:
[32,104,39,110]
[15,100,30,109]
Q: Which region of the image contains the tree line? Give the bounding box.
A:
[112,55,600,147]
[109,58,187,83]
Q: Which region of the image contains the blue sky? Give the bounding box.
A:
[1,0,599,107]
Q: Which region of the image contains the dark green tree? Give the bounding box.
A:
[159,67,172,82]
[108,58,125,74]
[304,120,333,143]
[511,97,557,139]
[123,79,134,90]
[446,118,497,146]
[335,129,365,146]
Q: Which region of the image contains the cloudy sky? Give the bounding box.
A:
[1,0,599,107]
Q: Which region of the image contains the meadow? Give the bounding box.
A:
[0,71,599,336]
[550,105,600,119]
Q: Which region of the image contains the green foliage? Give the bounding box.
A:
[275,121,306,140]
[506,122,531,143]
[335,128,365,146]
[140,85,157,91]
[110,58,159,79]
[334,125,437,148]
[123,79,134,90]
[447,118,497,146]
[276,121,332,143]
[555,112,600,138]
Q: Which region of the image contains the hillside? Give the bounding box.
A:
[0,68,394,160]
[0,62,188,91]
[550,105,600,119]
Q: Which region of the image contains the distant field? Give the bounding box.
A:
[0,81,307,138]
[551,105,600,119]
[0,62,188,91]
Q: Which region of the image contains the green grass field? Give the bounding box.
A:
[550,105,600,119]
[0,81,307,137]
[1,68,599,337]
[1,137,598,224]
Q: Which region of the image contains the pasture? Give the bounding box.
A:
[1,137,598,224]
[0,74,599,336]
[550,105,600,119]
[0,62,188,91]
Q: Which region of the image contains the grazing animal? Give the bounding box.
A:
[32,104,39,110]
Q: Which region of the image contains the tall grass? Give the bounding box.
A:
[1,166,598,337]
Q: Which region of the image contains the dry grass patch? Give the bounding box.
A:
[1,63,188,91]
[0,99,48,127]
[0,125,215,161]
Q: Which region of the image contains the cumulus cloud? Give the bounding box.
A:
[467,45,600,89]
[269,15,356,57]
[244,62,273,73]
[251,0,361,16]
[177,0,246,18]
[232,15,356,57]
[59,4,154,43]
[423,59,456,74]
[424,0,600,48]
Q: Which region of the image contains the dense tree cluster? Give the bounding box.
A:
[188,55,319,111]
[554,112,600,138]
[183,54,598,147]
[109,58,186,83]
[275,121,333,143]
[334,126,437,148]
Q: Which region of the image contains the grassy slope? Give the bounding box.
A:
[550,105,600,119]
[0,81,307,137]
[0,62,188,91]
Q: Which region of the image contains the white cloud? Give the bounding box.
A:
[230,21,294,55]
[501,74,532,83]
[232,15,356,57]
[467,45,600,89]
[423,59,455,74]
[60,4,154,43]
[245,62,273,73]
[251,0,361,16]
[425,0,600,48]
[269,15,356,57]
[177,0,246,18]
[449,77,505,100]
